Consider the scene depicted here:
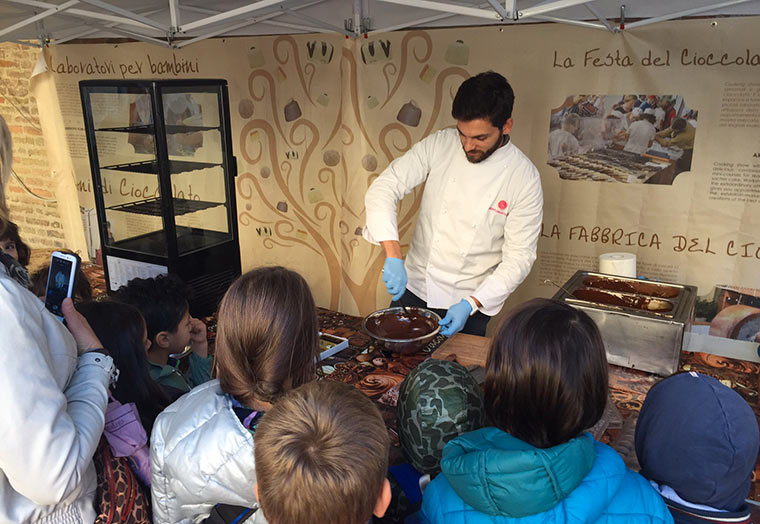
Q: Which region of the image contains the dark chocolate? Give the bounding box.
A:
[582,276,680,298]
[573,288,674,312]
[365,312,438,340]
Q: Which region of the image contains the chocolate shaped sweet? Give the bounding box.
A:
[397,100,421,127]
[284,99,301,122]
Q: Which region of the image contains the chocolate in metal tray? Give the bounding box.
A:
[552,271,697,376]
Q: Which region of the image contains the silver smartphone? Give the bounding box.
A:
[44,251,81,318]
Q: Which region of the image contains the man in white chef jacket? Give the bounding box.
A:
[363,71,543,337]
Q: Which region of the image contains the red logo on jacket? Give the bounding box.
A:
[489,200,509,216]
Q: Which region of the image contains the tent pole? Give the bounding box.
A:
[2,0,157,30]
[284,8,353,36]
[532,13,607,30]
[519,0,595,19]
[180,0,286,32]
[50,27,99,44]
[77,0,167,31]
[0,0,77,40]
[49,7,165,44]
[626,0,758,29]
[371,1,492,33]
[585,3,616,32]
[485,0,509,20]
[174,18,262,47]
[173,0,327,47]
[353,0,362,35]
[168,0,179,32]
[86,22,172,46]
[375,0,502,21]
[264,19,325,32]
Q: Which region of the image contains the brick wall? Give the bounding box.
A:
[0,43,65,251]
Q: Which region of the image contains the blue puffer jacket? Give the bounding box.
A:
[419,427,673,524]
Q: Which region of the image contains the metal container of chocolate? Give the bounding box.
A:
[551,270,697,376]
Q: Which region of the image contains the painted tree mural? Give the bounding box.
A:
[234,32,471,315]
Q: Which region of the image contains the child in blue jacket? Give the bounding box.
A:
[419,298,673,524]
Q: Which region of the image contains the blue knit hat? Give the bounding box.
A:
[635,372,759,511]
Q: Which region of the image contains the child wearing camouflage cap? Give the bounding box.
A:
[381,358,486,523]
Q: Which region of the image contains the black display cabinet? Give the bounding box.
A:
[80,79,241,316]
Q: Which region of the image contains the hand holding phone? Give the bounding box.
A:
[61,297,104,355]
[44,251,81,319]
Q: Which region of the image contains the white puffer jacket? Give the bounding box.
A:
[0,267,113,524]
[151,379,267,524]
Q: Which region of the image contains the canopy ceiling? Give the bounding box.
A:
[1,0,759,48]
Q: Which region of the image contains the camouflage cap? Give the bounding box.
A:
[397,358,486,476]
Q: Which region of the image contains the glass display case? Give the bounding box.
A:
[80,79,241,316]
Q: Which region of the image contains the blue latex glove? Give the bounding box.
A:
[438,299,472,337]
[382,257,407,301]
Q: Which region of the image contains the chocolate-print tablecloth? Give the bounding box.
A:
[83,263,760,504]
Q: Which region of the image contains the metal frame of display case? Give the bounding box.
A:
[80,79,241,316]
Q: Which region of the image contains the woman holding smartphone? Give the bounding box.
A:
[0,115,118,523]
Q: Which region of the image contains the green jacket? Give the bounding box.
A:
[149,353,212,393]
[655,124,695,150]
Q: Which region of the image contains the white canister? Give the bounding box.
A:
[599,252,637,278]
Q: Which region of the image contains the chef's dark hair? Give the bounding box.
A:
[452,71,515,129]
[484,298,608,449]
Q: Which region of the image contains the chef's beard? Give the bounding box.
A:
[465,134,509,163]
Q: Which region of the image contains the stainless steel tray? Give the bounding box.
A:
[552,271,697,376]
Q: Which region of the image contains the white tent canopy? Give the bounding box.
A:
[1,0,759,48]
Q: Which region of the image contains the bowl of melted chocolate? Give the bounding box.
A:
[362,307,441,354]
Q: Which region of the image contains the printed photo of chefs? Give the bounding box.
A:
[548,94,698,185]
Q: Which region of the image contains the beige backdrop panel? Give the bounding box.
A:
[47,17,760,319]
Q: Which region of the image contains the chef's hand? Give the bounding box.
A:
[438,300,472,337]
[382,257,407,301]
[189,317,209,359]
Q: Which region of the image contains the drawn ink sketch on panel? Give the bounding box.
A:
[361,40,392,64]
[547,94,697,185]
[306,40,334,64]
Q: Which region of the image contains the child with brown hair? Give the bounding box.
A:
[254,381,392,524]
[150,266,319,524]
[0,221,30,266]
[30,249,93,302]
[0,220,32,289]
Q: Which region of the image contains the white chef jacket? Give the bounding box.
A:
[548,129,580,160]
[363,127,543,316]
[624,119,656,154]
